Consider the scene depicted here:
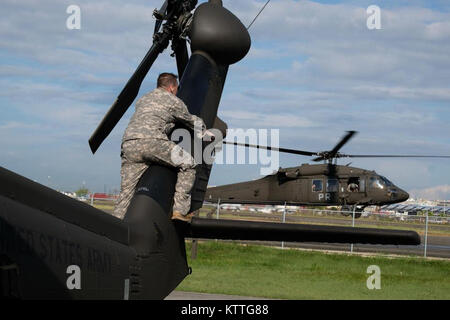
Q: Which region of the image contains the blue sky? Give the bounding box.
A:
[1,0,449,200]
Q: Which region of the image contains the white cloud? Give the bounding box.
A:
[425,21,450,39]
[230,1,450,100]
[409,185,450,200]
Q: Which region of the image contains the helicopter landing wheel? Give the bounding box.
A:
[341,205,352,216]
[341,205,363,218]
[353,206,364,219]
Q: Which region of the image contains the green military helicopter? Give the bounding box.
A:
[206,131,450,218]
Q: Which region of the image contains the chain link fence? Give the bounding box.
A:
[201,202,450,259]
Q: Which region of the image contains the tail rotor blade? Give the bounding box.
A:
[89,34,170,153]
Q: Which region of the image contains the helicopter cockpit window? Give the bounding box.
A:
[326,179,338,192]
[369,176,384,189]
[312,179,323,192]
[380,176,393,187]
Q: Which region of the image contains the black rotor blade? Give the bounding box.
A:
[313,130,357,162]
[173,38,189,80]
[339,154,450,159]
[329,130,357,157]
[89,33,171,153]
[154,0,169,35]
[312,156,326,162]
[223,141,317,157]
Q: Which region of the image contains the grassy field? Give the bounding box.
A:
[177,241,450,299]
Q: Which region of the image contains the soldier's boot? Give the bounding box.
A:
[171,211,194,223]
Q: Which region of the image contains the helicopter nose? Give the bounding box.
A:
[399,190,409,202]
[388,188,409,202]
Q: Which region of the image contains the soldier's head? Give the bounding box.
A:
[157,72,178,95]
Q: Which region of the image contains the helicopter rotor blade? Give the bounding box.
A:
[223,133,450,162]
[223,141,318,157]
[173,38,189,80]
[313,130,357,162]
[88,32,171,154]
[338,154,450,159]
[153,0,169,35]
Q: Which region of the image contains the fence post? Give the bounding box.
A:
[424,211,429,258]
[216,198,220,220]
[350,206,356,253]
[281,201,287,249]
[191,210,200,260]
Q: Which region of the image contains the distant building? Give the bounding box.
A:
[90,193,118,200]
[60,191,76,198]
[437,200,450,207]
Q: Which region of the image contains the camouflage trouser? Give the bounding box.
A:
[113,138,197,219]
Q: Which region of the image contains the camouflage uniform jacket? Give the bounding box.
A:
[122,87,204,143]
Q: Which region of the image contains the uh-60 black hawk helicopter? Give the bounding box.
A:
[206,131,450,218]
[0,0,420,300]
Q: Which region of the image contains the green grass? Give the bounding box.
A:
[177,241,450,299]
[93,204,115,212]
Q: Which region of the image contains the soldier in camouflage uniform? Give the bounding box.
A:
[113,73,206,221]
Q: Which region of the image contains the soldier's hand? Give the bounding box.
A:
[202,130,215,141]
[194,119,206,139]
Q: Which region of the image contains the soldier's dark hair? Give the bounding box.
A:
[157,72,178,88]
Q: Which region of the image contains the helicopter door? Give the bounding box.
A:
[326,178,339,204]
[294,179,307,203]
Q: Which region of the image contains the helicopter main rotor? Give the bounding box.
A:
[223,130,450,163]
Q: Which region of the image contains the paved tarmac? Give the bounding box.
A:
[165,291,270,300]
